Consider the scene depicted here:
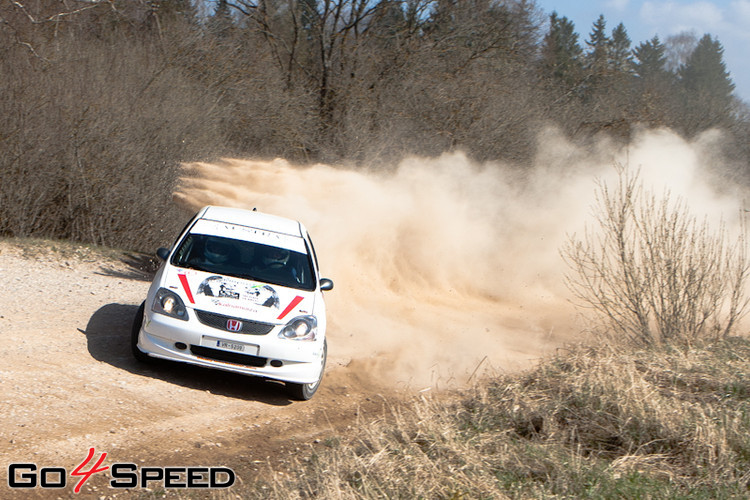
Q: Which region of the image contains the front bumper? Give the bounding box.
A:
[137,309,325,384]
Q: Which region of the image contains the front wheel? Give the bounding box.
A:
[131,301,151,363]
[287,340,327,401]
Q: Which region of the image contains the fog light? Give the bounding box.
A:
[270,360,283,367]
[175,342,187,350]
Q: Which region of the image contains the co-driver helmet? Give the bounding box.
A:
[263,246,290,268]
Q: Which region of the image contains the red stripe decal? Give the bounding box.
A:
[178,273,195,304]
[278,296,303,320]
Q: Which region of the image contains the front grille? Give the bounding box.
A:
[195,310,275,335]
[190,345,268,367]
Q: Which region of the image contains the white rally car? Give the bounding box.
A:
[131,206,333,400]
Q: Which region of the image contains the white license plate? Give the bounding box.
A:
[202,336,259,355]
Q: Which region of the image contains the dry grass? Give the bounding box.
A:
[240,338,750,499]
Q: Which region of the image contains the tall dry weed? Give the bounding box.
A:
[255,398,507,499]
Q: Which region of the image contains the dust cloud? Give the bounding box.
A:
[174,127,745,389]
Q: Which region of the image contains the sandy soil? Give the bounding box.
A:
[0,240,402,498]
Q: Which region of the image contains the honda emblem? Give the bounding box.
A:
[226,319,242,332]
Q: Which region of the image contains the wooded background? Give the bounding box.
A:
[1,0,747,251]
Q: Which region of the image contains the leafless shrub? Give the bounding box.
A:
[562,165,750,347]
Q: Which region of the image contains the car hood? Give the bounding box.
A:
[164,267,315,324]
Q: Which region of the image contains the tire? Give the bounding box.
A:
[131,301,151,363]
[287,339,327,401]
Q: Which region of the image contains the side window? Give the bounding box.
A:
[173,234,194,264]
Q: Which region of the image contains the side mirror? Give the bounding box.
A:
[156,247,170,261]
[320,278,334,291]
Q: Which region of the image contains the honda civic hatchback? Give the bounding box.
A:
[131,206,333,400]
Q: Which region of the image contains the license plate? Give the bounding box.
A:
[202,336,258,355]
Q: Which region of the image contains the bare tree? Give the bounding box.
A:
[664,31,698,73]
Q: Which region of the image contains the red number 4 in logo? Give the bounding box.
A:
[71,447,109,493]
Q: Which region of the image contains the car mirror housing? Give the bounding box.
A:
[320,278,334,291]
[156,247,170,261]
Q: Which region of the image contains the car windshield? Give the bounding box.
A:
[172,233,316,291]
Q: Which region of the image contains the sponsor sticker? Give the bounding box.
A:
[197,276,280,309]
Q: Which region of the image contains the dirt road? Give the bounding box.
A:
[0,241,396,498]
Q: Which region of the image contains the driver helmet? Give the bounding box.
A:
[205,238,232,264]
[263,246,290,267]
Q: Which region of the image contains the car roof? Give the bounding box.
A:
[197,206,304,238]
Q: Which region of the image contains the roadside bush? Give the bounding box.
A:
[562,165,750,347]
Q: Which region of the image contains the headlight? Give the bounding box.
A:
[152,288,188,320]
[279,315,317,341]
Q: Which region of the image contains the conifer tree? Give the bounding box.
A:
[633,35,676,127]
[540,12,583,88]
[585,14,609,78]
[680,34,734,98]
[609,22,632,74]
[679,34,735,132]
[633,35,668,79]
